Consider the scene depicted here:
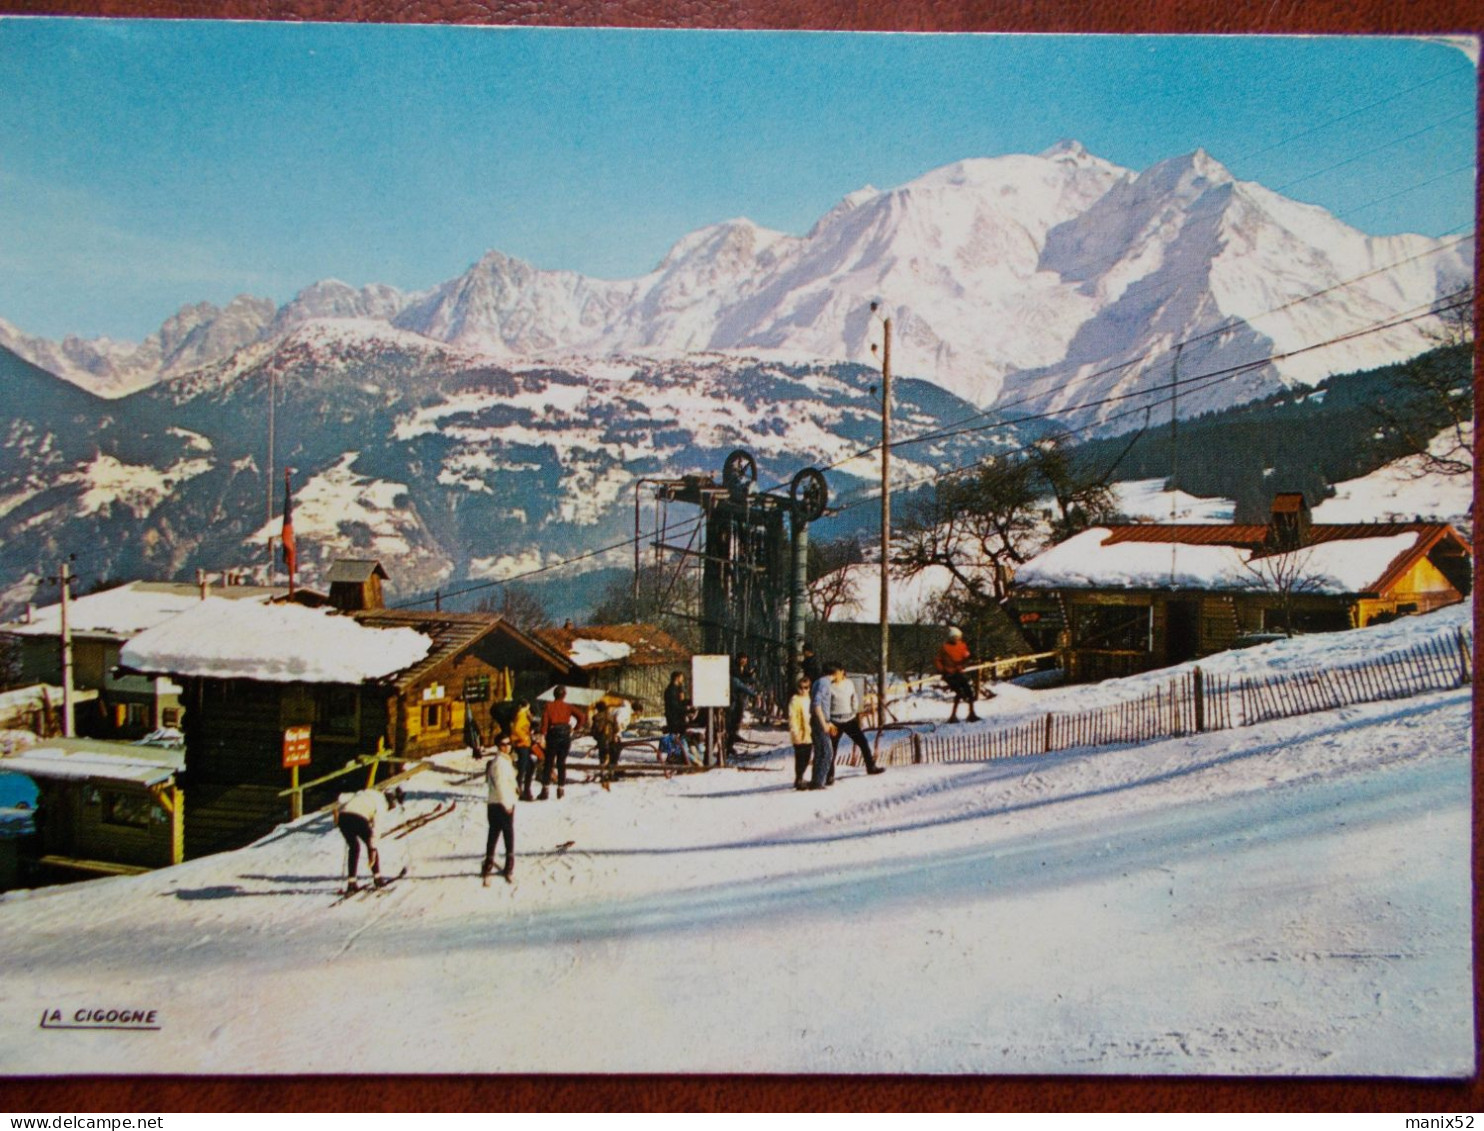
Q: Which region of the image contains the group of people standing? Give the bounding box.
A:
[470,686,615,884]
[337,628,986,891]
[788,651,885,791]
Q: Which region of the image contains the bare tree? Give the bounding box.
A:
[476,583,552,633]
[896,455,1038,603]
[588,563,702,650]
[806,535,865,623]
[1377,285,1474,480]
[1241,546,1326,637]
[896,432,1114,603]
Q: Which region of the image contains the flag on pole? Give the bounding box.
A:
[281,469,297,591]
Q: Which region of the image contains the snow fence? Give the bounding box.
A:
[861,626,1474,767]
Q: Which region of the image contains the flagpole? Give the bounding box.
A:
[282,468,296,597]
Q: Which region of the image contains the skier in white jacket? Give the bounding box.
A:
[482,736,519,883]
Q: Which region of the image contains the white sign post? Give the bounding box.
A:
[691,655,731,767]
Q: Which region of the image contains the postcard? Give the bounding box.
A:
[0,21,1474,1077]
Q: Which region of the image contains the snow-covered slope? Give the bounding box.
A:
[0,606,1469,1076]
[1312,427,1474,530]
[1000,151,1471,427]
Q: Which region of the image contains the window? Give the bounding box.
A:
[1073,604,1151,652]
[318,687,360,737]
[101,790,153,830]
[422,703,448,731]
[161,708,181,728]
[124,702,149,729]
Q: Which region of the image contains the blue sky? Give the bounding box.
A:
[0,22,1475,340]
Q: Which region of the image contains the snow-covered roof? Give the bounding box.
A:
[120,597,433,684]
[0,737,183,787]
[534,623,689,668]
[1,581,284,640]
[568,638,633,666]
[1015,526,1429,594]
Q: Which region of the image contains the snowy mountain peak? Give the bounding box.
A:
[1041,138,1092,160]
[1143,148,1237,197]
[656,218,786,272]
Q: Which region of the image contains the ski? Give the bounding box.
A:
[331,866,408,906]
[388,800,457,840]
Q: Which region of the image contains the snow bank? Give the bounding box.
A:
[120,598,431,683]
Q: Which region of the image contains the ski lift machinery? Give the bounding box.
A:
[642,450,828,713]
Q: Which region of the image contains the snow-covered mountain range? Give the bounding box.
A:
[5,142,1470,423]
[0,324,1014,617]
[0,141,1471,616]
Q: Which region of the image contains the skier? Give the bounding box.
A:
[787,674,814,790]
[481,735,518,884]
[334,786,402,893]
[538,685,586,801]
[935,626,982,723]
[509,698,537,802]
[826,662,884,776]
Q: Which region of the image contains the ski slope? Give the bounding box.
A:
[0,610,1471,1077]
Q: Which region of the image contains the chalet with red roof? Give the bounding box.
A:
[1010,493,1471,681]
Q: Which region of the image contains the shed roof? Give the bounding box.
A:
[1,737,183,788]
[326,560,388,584]
[534,623,692,668]
[353,610,572,690]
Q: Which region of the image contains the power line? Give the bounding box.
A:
[1339,162,1477,220]
[1232,65,1475,167]
[1269,108,1475,196]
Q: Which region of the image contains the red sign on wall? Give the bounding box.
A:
[282,725,312,769]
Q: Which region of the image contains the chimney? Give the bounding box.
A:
[1268,492,1310,552]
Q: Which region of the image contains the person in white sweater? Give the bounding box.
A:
[335,787,401,893]
[483,736,519,883]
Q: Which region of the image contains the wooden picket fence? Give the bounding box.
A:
[1237,627,1473,725]
[854,626,1472,770]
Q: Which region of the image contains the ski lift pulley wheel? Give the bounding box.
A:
[790,467,828,522]
[722,449,758,492]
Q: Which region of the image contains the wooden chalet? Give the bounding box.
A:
[533,622,692,711]
[119,597,571,859]
[1,579,282,741]
[1010,494,1471,682]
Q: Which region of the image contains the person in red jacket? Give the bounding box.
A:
[935,626,980,723]
[538,686,587,800]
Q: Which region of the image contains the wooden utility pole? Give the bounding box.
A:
[873,306,893,735]
[59,557,74,738]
